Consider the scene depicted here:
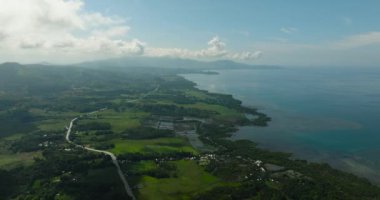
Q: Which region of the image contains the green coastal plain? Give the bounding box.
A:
[1,62,380,200]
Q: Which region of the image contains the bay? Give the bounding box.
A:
[182,67,380,183]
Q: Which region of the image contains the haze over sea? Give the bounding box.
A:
[183,67,380,183]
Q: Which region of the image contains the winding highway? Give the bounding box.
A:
[65,112,136,200]
[64,85,160,200]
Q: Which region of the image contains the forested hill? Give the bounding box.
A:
[75,57,280,70]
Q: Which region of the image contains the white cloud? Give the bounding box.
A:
[0,1,261,64]
[280,27,298,34]
[6,0,378,67]
[203,36,228,57]
[0,31,7,41]
[83,13,125,27]
[332,32,380,49]
[92,26,130,38]
[19,40,45,49]
[118,39,145,55]
[146,36,262,61]
[229,51,262,60]
[0,0,143,63]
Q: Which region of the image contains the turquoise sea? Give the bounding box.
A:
[182,67,380,183]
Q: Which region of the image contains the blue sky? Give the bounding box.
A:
[84,0,380,66]
[85,0,380,46]
[1,0,380,66]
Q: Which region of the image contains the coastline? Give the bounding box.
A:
[180,72,380,185]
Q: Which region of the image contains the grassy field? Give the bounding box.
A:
[137,160,228,200]
[144,96,244,121]
[36,119,69,131]
[130,160,158,174]
[183,89,211,100]
[30,109,81,131]
[29,109,80,118]
[109,137,197,155]
[0,134,43,169]
[0,151,42,169]
[184,103,244,120]
[89,109,149,133]
[33,108,146,133]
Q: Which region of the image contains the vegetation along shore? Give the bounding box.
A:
[0,62,380,199]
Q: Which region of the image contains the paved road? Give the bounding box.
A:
[64,86,160,200]
[66,114,136,200]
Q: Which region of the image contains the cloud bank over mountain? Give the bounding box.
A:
[0,0,261,64]
[1,0,379,66]
[0,0,145,63]
[145,36,262,61]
